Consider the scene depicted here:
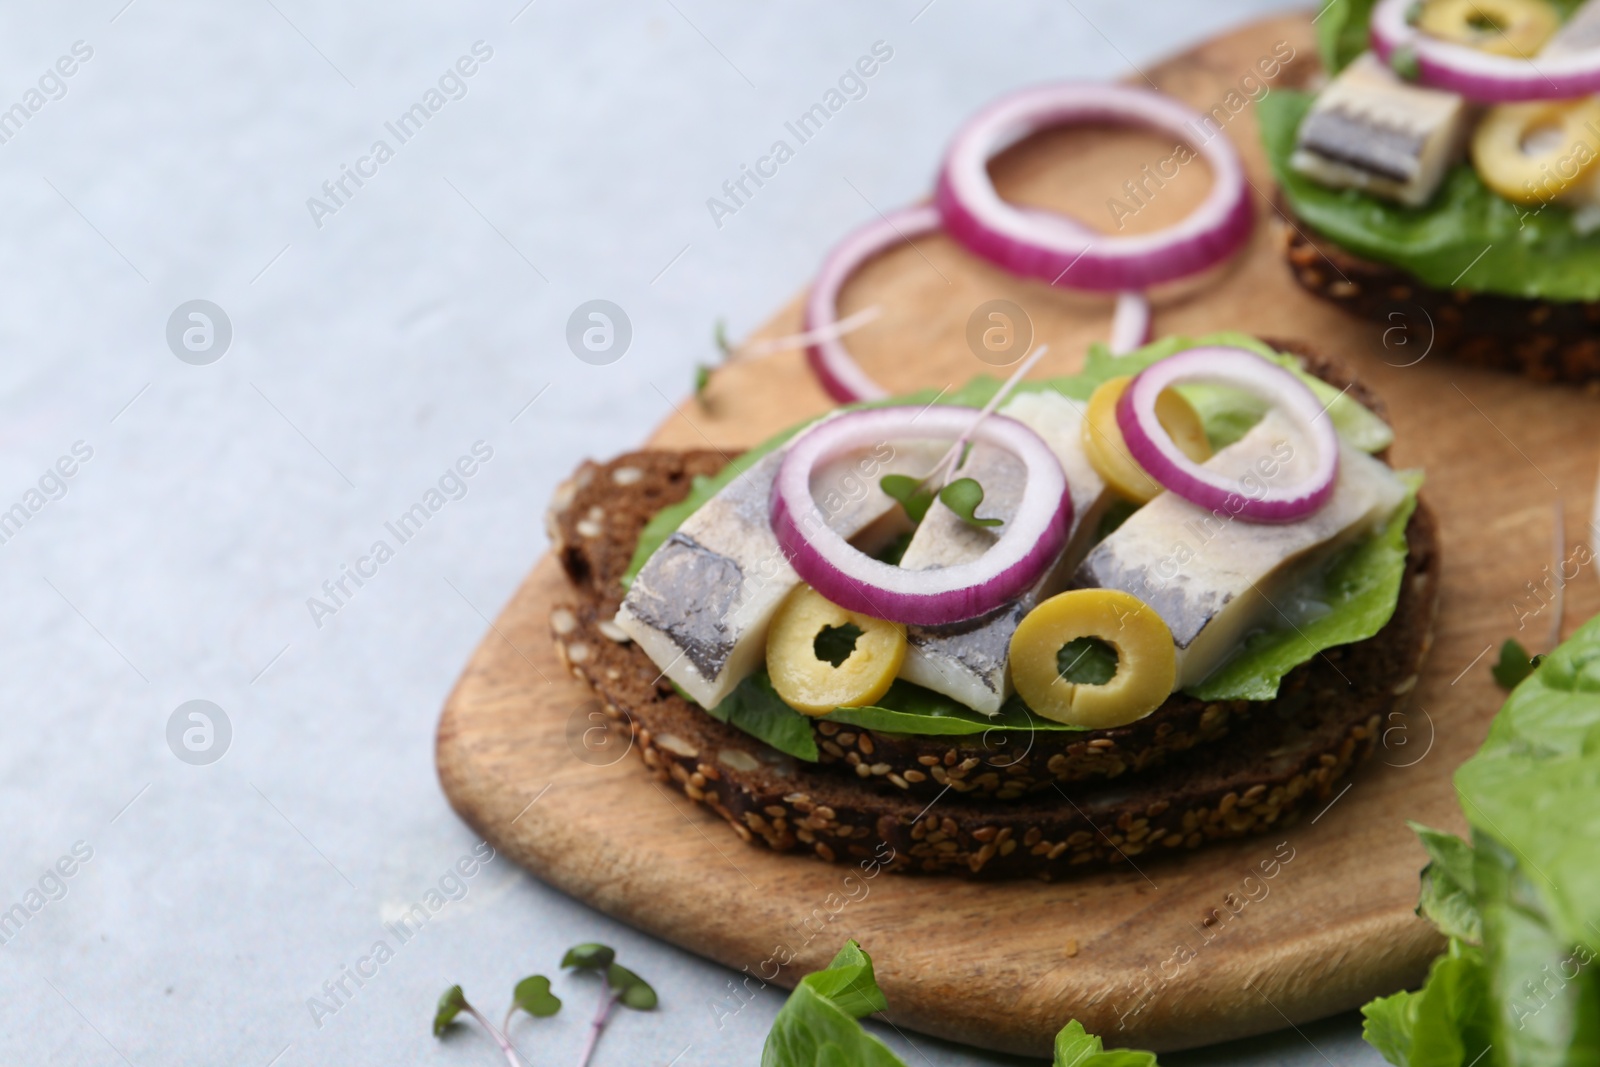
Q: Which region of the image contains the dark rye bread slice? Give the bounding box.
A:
[550,499,1438,878]
[545,345,1409,801]
[1277,206,1600,385]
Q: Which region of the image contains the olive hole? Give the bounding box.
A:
[1057,637,1119,686]
[1521,122,1565,156]
[814,623,864,668]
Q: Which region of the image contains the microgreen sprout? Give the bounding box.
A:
[880,474,1003,530]
[562,943,658,1067]
[433,985,527,1067]
[879,473,937,524]
[878,344,1047,530]
[937,477,1002,528]
[699,317,741,404]
[1389,44,1420,81]
[433,943,654,1067]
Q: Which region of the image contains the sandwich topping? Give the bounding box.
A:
[1082,375,1212,505]
[1009,589,1178,729]
[614,334,1419,742]
[1265,0,1600,300]
[766,585,906,715]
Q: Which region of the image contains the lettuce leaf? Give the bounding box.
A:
[1454,612,1600,962]
[1363,615,1600,1067]
[761,942,1159,1067]
[1188,472,1421,702]
[1261,89,1600,302]
[1473,833,1600,1066]
[1051,1021,1159,1066]
[704,673,819,762]
[1360,939,1493,1067]
[1315,0,1380,74]
[760,941,903,1067]
[1411,823,1482,946]
[825,679,1087,736]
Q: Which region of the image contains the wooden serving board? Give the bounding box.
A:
[437,13,1600,1056]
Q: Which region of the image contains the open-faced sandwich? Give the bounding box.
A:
[1264,0,1600,381]
[548,333,1439,879]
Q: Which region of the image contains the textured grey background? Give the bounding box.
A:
[0,1,1391,1064]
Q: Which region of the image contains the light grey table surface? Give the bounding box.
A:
[0,1,1395,1064]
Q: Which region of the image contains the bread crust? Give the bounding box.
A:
[1277,208,1600,384]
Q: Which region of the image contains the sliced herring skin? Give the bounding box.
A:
[615,437,944,709]
[1291,53,1469,207]
[623,532,745,681]
[1073,410,1407,689]
[1297,110,1427,184]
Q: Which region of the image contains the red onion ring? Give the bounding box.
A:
[1370,0,1600,102]
[1115,346,1339,523]
[770,407,1071,625]
[934,84,1254,292]
[803,204,941,403]
[1109,291,1151,354]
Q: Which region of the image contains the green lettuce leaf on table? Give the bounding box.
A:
[1456,617,1600,963]
[759,941,904,1067]
[1051,1021,1159,1067]
[1261,88,1600,302]
[1363,614,1600,1066]
[1361,939,1493,1067]
[761,940,1159,1067]
[1411,822,1481,945]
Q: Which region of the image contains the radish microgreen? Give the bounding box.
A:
[433,943,655,1067]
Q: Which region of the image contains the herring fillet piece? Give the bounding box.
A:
[614,437,942,709]
[1540,0,1600,57]
[898,391,1112,715]
[894,443,1024,714]
[1291,53,1469,207]
[1073,410,1408,689]
[1543,3,1600,231]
